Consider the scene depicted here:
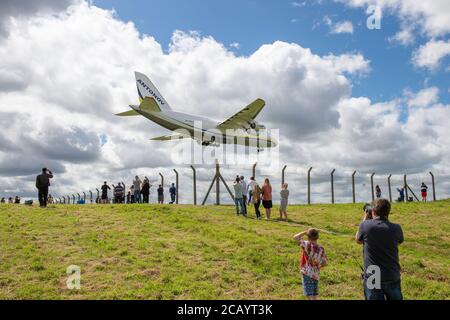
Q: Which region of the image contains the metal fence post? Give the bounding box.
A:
[282,165,287,186]
[429,172,436,201]
[404,174,408,202]
[173,169,179,204]
[331,169,336,204]
[89,190,93,203]
[159,173,164,188]
[387,175,392,202]
[307,167,312,205]
[252,162,257,179]
[83,192,86,202]
[191,165,197,205]
[96,188,100,204]
[370,173,375,201]
[352,171,357,203]
[216,161,220,206]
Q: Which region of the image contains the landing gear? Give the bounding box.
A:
[201,136,216,146]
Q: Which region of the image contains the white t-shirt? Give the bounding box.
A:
[248,180,257,192]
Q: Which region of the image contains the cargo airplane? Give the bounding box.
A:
[116,72,277,150]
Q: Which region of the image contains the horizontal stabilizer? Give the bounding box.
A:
[140,97,161,113]
[115,110,140,116]
[150,133,190,141]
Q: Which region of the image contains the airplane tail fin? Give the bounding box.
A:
[135,71,172,111]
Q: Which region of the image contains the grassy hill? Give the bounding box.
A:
[0,200,449,300]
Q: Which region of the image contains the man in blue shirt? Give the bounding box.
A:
[396,187,405,202]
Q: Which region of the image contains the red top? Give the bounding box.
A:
[261,184,272,201]
[300,240,327,280]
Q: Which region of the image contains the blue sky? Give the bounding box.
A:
[94,0,449,105]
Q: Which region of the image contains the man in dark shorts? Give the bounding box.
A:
[356,198,404,300]
[101,181,111,204]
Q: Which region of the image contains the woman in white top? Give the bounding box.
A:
[280,183,289,221]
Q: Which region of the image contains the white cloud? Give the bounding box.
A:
[324,53,371,75]
[323,15,354,34]
[0,0,79,37]
[0,1,449,203]
[406,87,439,108]
[388,26,414,46]
[291,1,306,8]
[338,0,450,37]
[332,21,354,34]
[412,40,450,71]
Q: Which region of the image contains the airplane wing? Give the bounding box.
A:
[217,99,266,130]
[150,133,191,141]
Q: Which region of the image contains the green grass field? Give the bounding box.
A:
[0,200,449,300]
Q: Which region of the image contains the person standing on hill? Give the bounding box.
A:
[141,178,150,204]
[233,177,245,216]
[396,187,404,202]
[420,182,428,202]
[157,185,164,204]
[114,183,125,204]
[356,199,404,300]
[247,177,257,205]
[101,181,111,204]
[240,176,248,216]
[252,181,262,220]
[169,183,177,204]
[261,178,273,220]
[133,176,142,204]
[280,183,289,221]
[293,228,328,300]
[376,185,382,198]
[35,168,53,208]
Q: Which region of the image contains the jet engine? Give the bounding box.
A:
[247,120,266,132]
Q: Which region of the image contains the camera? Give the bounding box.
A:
[363,203,373,219]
